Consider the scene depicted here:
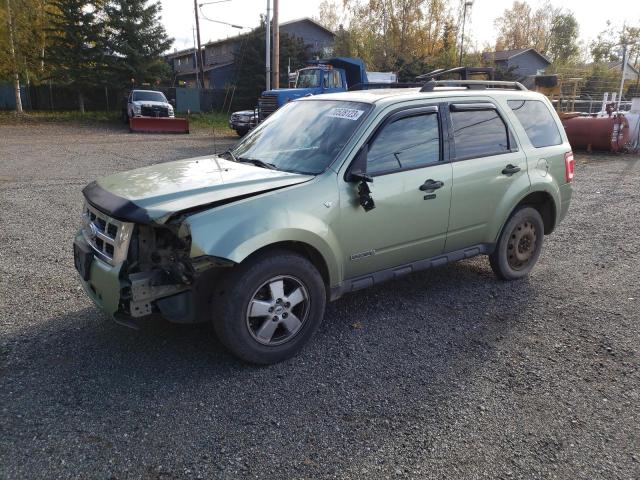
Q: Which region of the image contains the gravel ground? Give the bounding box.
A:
[0,122,638,479]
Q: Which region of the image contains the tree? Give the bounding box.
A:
[47,0,104,113]
[103,0,172,88]
[547,12,579,64]
[316,0,342,32]
[3,0,22,112]
[1,0,52,112]
[333,0,452,78]
[494,1,560,54]
[230,20,309,110]
[590,23,640,66]
[590,21,617,63]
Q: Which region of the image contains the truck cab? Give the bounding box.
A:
[258,57,368,121]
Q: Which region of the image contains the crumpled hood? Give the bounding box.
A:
[84,156,313,223]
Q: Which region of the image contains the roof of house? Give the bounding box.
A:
[483,48,551,65]
[605,60,639,74]
[280,17,335,37]
[167,17,335,57]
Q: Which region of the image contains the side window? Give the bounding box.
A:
[324,70,342,88]
[332,70,342,88]
[367,113,440,175]
[508,99,562,148]
[450,108,510,159]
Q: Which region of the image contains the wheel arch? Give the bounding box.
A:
[515,190,557,235]
[241,241,332,290]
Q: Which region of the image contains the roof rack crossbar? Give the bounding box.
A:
[420,80,527,92]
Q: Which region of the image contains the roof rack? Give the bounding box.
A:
[416,66,495,81]
[420,80,527,92]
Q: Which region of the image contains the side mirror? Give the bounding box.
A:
[347,146,375,211]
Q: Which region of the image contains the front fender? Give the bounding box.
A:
[185,180,343,286]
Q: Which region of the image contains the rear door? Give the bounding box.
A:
[445,100,530,251]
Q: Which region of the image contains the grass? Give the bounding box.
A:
[187,111,234,135]
[0,110,120,124]
[0,109,235,135]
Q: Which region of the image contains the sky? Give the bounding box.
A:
[161,0,640,53]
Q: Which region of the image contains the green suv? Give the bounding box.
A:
[74,81,574,364]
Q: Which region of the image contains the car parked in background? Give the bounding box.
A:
[76,80,573,364]
[229,109,258,136]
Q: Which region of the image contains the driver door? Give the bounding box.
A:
[336,106,453,280]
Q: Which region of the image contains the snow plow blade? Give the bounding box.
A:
[129,117,189,134]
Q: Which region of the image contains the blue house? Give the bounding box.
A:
[482,48,551,78]
[166,18,335,89]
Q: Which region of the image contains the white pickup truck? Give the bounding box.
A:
[122,90,175,123]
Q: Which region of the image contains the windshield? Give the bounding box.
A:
[231,100,371,174]
[296,69,322,88]
[133,91,167,102]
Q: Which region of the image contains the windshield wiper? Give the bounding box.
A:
[237,157,278,170]
[219,149,237,162]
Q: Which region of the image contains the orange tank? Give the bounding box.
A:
[561,115,629,153]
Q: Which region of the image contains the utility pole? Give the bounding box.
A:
[271,0,279,89]
[265,0,271,91]
[458,0,473,68]
[193,0,205,88]
[5,0,23,114]
[618,43,627,112]
[192,26,199,88]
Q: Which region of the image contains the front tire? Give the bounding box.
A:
[212,250,326,364]
[489,206,544,280]
[122,109,129,124]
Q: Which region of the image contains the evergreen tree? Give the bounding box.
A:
[230,21,309,110]
[47,0,104,112]
[103,0,172,87]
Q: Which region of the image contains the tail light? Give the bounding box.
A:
[564,151,574,183]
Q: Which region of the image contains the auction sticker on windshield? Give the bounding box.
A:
[327,108,365,121]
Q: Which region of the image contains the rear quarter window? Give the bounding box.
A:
[507,99,562,148]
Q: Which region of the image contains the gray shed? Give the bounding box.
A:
[482,48,551,77]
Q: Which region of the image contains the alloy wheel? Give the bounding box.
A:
[245,275,310,346]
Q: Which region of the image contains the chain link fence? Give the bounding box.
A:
[545,65,640,114]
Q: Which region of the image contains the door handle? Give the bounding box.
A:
[502,164,521,176]
[419,179,444,191]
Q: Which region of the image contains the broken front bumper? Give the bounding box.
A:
[74,233,123,317]
[74,233,191,324]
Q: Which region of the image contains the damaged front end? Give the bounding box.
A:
[75,202,232,327]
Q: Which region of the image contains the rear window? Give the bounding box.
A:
[508,99,562,148]
[451,109,510,159]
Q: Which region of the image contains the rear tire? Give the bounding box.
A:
[489,206,544,280]
[212,250,326,364]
